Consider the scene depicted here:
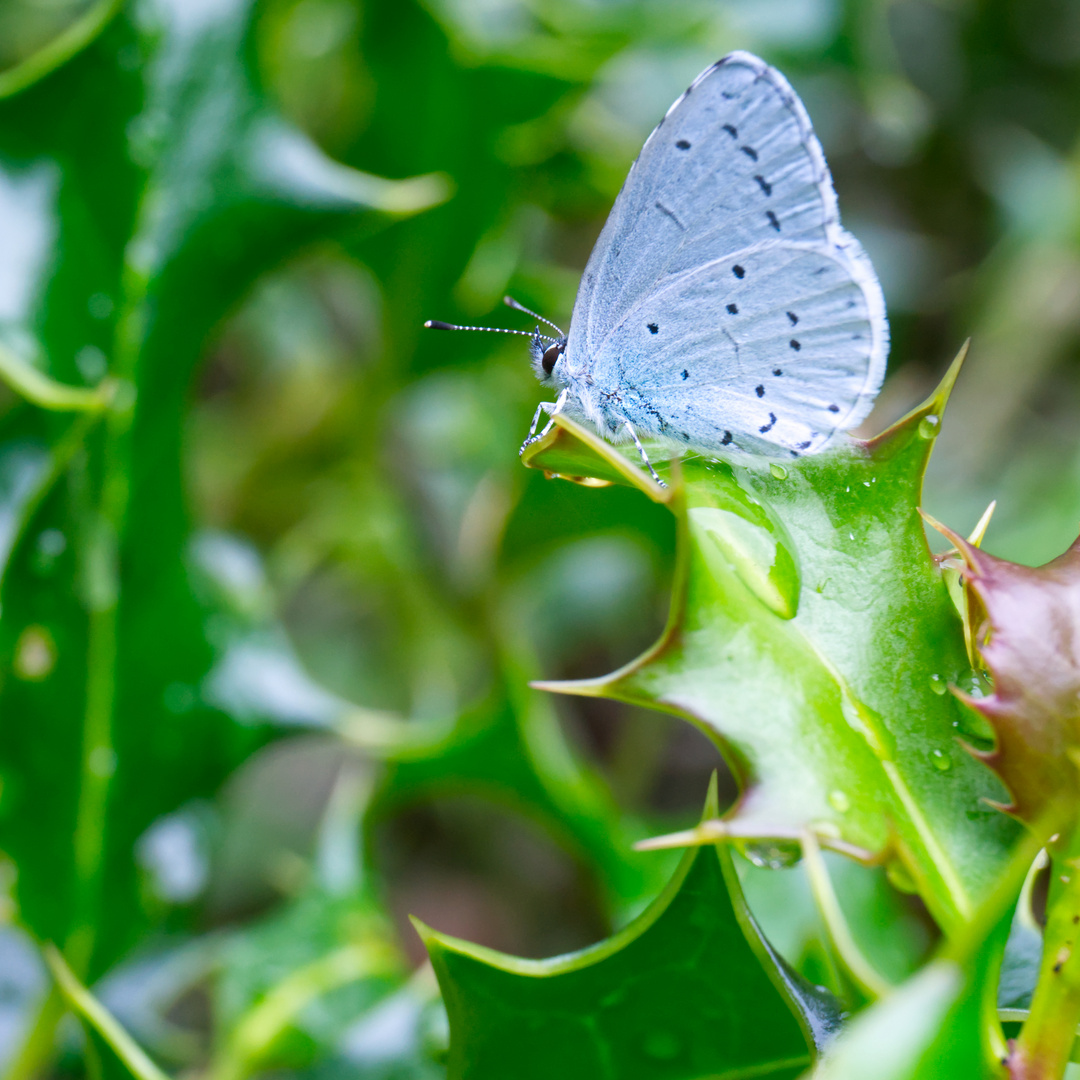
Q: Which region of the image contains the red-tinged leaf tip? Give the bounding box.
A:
[933,531,1080,826]
[918,508,965,551]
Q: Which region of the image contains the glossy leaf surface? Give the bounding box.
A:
[0,0,444,976]
[524,357,1018,929]
[422,782,840,1080]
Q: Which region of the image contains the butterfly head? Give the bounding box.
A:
[530,335,567,387]
[424,296,570,388]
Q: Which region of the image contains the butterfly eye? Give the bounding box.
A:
[541,343,563,375]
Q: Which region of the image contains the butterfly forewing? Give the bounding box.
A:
[564,51,887,455]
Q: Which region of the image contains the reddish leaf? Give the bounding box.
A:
[934,526,1080,825]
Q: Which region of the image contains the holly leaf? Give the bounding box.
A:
[807,830,1041,1080]
[926,522,1080,827]
[523,350,1018,930]
[0,0,446,975]
[418,778,841,1080]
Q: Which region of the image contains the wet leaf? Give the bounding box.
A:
[927,522,1080,826]
[0,0,445,976]
[524,350,1018,930]
[807,830,1041,1080]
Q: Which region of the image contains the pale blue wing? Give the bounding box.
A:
[577,242,879,455]
[563,51,887,452]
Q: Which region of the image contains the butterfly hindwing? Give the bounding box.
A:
[583,242,882,454]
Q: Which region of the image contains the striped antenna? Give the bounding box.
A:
[423,320,558,344]
[503,296,565,337]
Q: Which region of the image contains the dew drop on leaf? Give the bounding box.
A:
[828,789,850,813]
[929,673,947,695]
[769,463,787,479]
[930,748,953,772]
[918,414,940,439]
[741,839,802,869]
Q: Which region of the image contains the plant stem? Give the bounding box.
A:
[0,0,124,100]
[800,829,892,1000]
[209,942,398,1080]
[1011,836,1080,1078]
[44,946,171,1080]
[67,270,144,973]
[0,986,65,1080]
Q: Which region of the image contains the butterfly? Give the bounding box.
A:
[427,51,888,485]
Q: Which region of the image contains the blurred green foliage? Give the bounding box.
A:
[2,0,1080,1078]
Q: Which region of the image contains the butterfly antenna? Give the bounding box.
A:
[503,296,565,337]
[424,320,558,344]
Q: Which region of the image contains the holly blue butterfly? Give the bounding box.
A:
[427,51,888,484]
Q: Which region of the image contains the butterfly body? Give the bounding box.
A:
[530,51,888,462]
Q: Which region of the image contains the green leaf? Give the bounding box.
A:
[806,829,1042,1080]
[525,351,1018,930]
[420,779,840,1080]
[0,0,123,100]
[0,0,446,979]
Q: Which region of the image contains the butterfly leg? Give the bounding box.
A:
[616,417,667,488]
[519,388,568,454]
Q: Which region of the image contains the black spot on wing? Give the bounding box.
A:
[647,323,659,334]
[772,368,782,376]
[754,175,772,196]
[722,123,738,138]
[755,384,765,398]
[681,369,689,380]
[797,440,811,450]
[789,339,801,351]
[787,311,798,325]
[732,265,745,279]
[721,431,732,445]
[759,413,777,434]
[740,146,758,161]
[828,404,840,413]
[676,139,691,150]
[726,303,738,314]
[766,210,780,231]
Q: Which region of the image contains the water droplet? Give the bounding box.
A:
[929,673,947,695]
[769,463,788,480]
[828,789,850,813]
[959,670,992,699]
[13,625,56,681]
[644,1032,681,1060]
[918,414,940,439]
[741,839,802,869]
[930,748,952,772]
